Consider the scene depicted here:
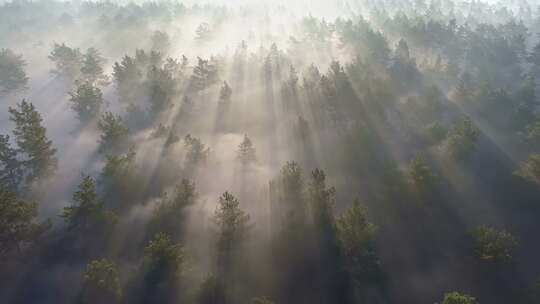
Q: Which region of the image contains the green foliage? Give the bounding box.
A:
[98,112,130,154]
[49,42,83,79]
[102,149,136,177]
[0,48,28,94]
[143,232,185,279]
[69,82,104,123]
[0,187,49,256]
[337,200,377,258]
[0,135,23,192]
[472,226,517,263]
[9,100,57,183]
[279,161,304,203]
[336,200,378,281]
[189,57,219,92]
[81,259,122,304]
[446,118,479,160]
[184,134,209,167]
[112,55,142,103]
[213,192,251,250]
[515,154,540,186]
[146,66,176,114]
[441,291,478,304]
[61,175,117,231]
[80,47,108,85]
[237,135,256,165]
[149,179,197,238]
[308,168,336,226]
[408,155,438,195]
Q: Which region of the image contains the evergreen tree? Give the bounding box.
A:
[146,66,175,114]
[9,100,57,183]
[69,82,104,123]
[0,48,28,94]
[189,57,219,92]
[0,135,23,192]
[0,187,49,256]
[214,192,250,246]
[447,118,479,160]
[408,155,438,195]
[219,81,232,103]
[142,233,185,302]
[80,259,122,304]
[184,134,209,168]
[337,200,379,283]
[237,135,256,165]
[97,112,130,154]
[49,42,83,80]
[112,55,143,103]
[80,47,108,85]
[213,191,250,287]
[149,179,197,239]
[472,226,517,263]
[61,175,116,232]
[515,153,540,186]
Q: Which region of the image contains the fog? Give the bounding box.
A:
[1,0,540,303]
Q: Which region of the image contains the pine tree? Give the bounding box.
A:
[0,135,23,192]
[184,134,210,167]
[0,187,50,256]
[237,135,256,165]
[9,100,57,183]
[472,226,517,263]
[447,118,479,160]
[189,57,219,92]
[213,192,250,276]
[80,259,122,304]
[336,200,379,282]
[0,48,28,94]
[49,42,83,80]
[69,82,104,123]
[97,112,129,154]
[408,155,438,194]
[149,179,197,239]
[219,81,232,103]
[80,47,108,85]
[61,175,116,231]
[515,153,540,186]
[142,233,185,300]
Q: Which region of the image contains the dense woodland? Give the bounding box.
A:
[2,0,540,303]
